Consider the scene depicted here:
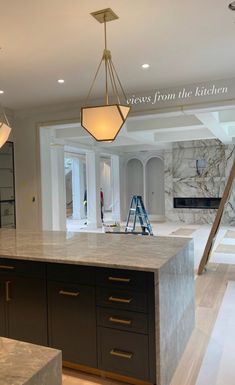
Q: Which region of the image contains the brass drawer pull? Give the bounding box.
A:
[6,281,11,302]
[108,296,132,304]
[109,316,132,325]
[0,265,15,270]
[110,349,133,359]
[108,276,131,283]
[59,290,80,297]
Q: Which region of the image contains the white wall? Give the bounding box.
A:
[14,102,82,230]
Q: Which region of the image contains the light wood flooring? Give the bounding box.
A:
[62,262,235,385]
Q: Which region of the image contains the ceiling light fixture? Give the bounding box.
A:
[0,90,4,94]
[81,8,130,142]
[58,79,65,84]
[0,107,11,148]
[228,1,235,10]
[142,64,150,69]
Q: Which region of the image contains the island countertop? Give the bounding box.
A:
[0,229,193,272]
[0,337,61,385]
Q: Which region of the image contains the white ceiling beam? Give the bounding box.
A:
[182,99,235,115]
[126,115,203,132]
[227,126,235,137]
[219,109,235,123]
[55,126,89,139]
[154,128,215,143]
[195,112,232,144]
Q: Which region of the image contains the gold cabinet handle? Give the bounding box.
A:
[6,281,11,302]
[108,276,131,283]
[59,290,80,297]
[0,265,15,270]
[108,296,132,304]
[110,349,133,359]
[109,316,132,326]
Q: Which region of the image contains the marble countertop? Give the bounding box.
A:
[0,229,192,272]
[0,337,61,385]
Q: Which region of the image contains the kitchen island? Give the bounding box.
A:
[0,230,194,385]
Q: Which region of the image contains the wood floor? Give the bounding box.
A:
[62,263,235,385]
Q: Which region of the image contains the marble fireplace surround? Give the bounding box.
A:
[164,140,235,225]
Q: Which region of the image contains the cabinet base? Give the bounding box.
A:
[63,361,154,385]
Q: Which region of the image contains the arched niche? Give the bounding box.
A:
[126,159,144,209]
[146,157,165,217]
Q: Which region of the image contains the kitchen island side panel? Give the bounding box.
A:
[155,240,195,385]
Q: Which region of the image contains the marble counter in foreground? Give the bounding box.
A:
[0,337,61,385]
[0,230,192,272]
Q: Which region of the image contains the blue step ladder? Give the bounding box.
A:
[125,195,153,235]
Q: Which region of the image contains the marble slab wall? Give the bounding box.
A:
[164,140,235,224]
[155,240,195,385]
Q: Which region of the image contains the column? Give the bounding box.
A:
[40,127,53,230]
[86,151,102,229]
[50,144,66,231]
[72,158,85,219]
[111,155,121,222]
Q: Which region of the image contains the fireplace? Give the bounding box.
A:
[174,197,221,209]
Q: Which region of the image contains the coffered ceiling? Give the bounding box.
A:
[2,1,235,151]
[1,0,235,110]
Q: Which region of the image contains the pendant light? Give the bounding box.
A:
[81,8,130,142]
[0,107,11,148]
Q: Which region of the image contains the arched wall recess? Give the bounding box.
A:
[125,155,165,222]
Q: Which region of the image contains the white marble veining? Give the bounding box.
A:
[0,229,192,272]
[164,140,235,224]
[0,337,61,385]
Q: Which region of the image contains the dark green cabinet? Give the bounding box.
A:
[7,276,47,345]
[98,327,150,380]
[95,267,156,383]
[47,275,97,367]
[0,259,48,345]
[0,259,156,384]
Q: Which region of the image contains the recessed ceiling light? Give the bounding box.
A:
[0,90,4,94]
[228,1,235,10]
[58,79,65,84]
[142,64,150,69]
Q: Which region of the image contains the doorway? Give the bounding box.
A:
[64,154,87,230]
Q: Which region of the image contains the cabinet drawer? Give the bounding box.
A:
[0,258,46,279]
[47,263,95,285]
[97,307,148,334]
[96,267,148,292]
[96,287,147,313]
[98,327,149,381]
